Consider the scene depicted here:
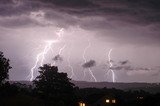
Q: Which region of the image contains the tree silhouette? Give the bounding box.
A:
[0,51,11,85]
[33,64,76,106]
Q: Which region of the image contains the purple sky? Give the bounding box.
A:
[0,0,160,82]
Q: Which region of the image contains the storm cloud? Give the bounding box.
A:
[119,60,129,65]
[109,62,159,77]
[82,60,96,68]
[53,54,63,62]
[0,0,160,46]
[1,0,160,26]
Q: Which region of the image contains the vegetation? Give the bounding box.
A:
[33,64,76,106]
[0,51,11,84]
[0,51,160,106]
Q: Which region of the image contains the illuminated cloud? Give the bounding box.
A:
[82,60,96,68]
[53,54,63,62]
[119,60,129,65]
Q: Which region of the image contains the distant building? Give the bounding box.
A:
[79,95,117,106]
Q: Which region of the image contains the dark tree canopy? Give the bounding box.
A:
[33,64,76,106]
[0,51,11,84]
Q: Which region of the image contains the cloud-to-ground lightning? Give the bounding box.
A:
[82,39,91,79]
[29,41,57,81]
[67,49,77,79]
[52,44,66,66]
[82,39,97,82]
[106,49,116,82]
[28,28,64,81]
[59,44,66,55]
[88,68,97,82]
[29,53,42,81]
[40,41,56,66]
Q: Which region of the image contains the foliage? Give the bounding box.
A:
[33,64,76,106]
[0,51,11,84]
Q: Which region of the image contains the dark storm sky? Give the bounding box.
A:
[0,0,160,82]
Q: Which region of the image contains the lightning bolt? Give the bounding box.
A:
[40,41,55,66]
[52,44,66,66]
[29,53,42,82]
[106,49,115,82]
[67,49,77,79]
[88,68,97,82]
[82,39,91,79]
[82,39,97,82]
[28,28,64,81]
[59,44,66,55]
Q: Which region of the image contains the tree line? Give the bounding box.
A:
[0,51,160,106]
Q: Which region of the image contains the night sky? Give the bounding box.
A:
[0,0,160,82]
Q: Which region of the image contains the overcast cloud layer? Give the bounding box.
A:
[0,0,160,45]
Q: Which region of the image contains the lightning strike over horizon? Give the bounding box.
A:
[67,49,77,79]
[40,41,56,66]
[59,44,66,55]
[82,39,90,79]
[82,39,97,82]
[88,68,97,82]
[52,44,66,66]
[107,49,116,82]
[28,28,64,81]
